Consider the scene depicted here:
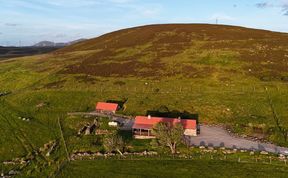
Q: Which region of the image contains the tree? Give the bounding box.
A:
[182,135,192,151]
[103,133,125,155]
[152,122,184,154]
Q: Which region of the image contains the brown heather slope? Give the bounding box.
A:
[56,24,288,80]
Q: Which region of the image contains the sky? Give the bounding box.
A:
[0,0,288,46]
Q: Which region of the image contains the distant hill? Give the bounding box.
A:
[34,39,87,47]
[56,24,288,82]
[34,41,55,47]
[0,39,87,59]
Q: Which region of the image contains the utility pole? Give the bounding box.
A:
[216,18,219,25]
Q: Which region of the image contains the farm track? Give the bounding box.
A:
[47,118,71,178]
[57,117,70,161]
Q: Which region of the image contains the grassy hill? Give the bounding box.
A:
[0,24,288,177]
[57,24,288,81]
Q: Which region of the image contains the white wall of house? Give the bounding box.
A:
[184,129,197,136]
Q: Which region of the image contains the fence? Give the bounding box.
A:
[70,152,288,166]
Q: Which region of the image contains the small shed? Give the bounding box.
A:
[96,102,118,114]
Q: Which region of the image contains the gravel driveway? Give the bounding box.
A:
[190,125,288,154]
[112,117,134,130]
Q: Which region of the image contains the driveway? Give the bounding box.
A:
[112,117,134,130]
[190,125,288,154]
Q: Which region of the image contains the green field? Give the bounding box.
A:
[58,160,288,178]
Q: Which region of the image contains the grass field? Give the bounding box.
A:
[58,159,288,178]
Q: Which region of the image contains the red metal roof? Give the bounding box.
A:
[133,116,196,130]
[96,102,118,112]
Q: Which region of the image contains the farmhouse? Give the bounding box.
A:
[95,102,118,114]
[132,115,197,139]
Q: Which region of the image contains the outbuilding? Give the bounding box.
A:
[96,102,118,114]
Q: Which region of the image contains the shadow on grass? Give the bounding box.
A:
[106,98,128,111]
[146,106,199,123]
[118,130,152,152]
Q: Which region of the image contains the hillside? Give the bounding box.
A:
[57,24,288,81]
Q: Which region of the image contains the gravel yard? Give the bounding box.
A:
[190,125,288,154]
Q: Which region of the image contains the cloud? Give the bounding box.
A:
[5,23,20,27]
[5,0,51,11]
[45,0,103,7]
[2,0,132,10]
[283,3,288,15]
[255,1,288,15]
[256,2,270,8]
[44,0,134,8]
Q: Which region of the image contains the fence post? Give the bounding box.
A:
[238,157,241,163]
[269,157,272,164]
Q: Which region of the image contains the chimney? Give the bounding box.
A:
[148,115,151,119]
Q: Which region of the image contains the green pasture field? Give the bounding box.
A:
[58,159,288,178]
